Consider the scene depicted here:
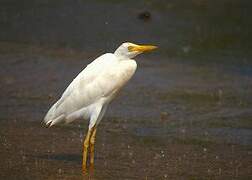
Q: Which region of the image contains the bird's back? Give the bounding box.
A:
[44,53,137,126]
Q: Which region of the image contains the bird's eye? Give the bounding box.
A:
[128,46,135,52]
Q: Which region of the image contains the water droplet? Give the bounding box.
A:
[58,168,62,174]
[181,128,186,133]
[22,155,26,161]
[26,167,30,172]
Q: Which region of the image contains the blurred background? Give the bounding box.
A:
[0,0,251,179]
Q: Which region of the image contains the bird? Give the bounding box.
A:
[43,42,157,173]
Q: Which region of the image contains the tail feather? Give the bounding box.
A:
[46,114,65,127]
[44,102,65,127]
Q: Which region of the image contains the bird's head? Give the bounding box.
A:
[114,42,157,59]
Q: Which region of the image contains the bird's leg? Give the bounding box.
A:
[82,128,92,174]
[89,127,97,169]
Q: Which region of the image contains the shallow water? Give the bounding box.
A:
[0,0,252,179]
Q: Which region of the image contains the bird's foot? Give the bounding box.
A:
[82,165,95,176]
[82,165,88,175]
[89,163,94,173]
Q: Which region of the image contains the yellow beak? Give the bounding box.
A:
[128,44,158,53]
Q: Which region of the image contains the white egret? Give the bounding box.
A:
[43,42,157,173]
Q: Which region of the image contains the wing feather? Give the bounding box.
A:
[44,53,116,123]
[44,53,137,125]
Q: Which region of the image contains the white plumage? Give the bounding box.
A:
[43,42,157,173]
[44,52,137,128]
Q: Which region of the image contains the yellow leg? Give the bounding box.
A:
[89,127,97,168]
[82,128,92,174]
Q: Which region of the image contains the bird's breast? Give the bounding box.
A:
[97,60,137,97]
